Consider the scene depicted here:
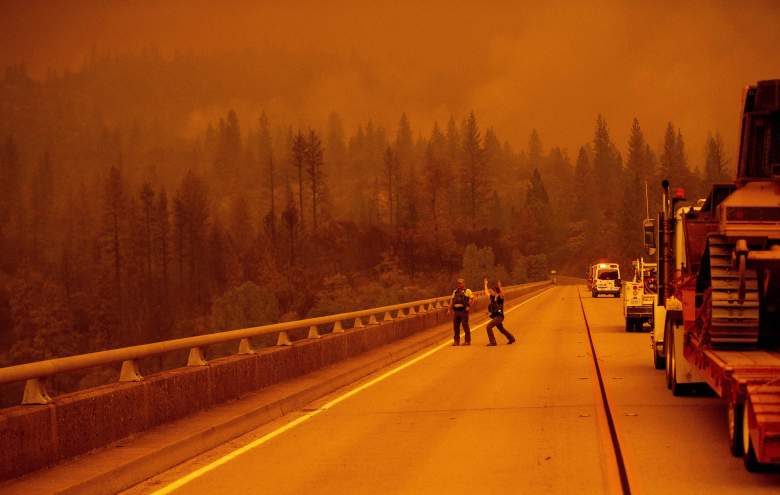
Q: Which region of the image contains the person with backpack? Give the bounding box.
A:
[448,278,473,346]
[484,277,515,346]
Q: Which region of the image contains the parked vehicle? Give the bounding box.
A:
[590,262,621,298]
[649,80,780,470]
[623,258,656,332]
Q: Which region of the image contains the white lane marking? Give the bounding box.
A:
[150,287,553,495]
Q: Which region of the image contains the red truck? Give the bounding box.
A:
[650,79,780,471]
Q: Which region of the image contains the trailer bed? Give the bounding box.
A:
[686,338,780,463]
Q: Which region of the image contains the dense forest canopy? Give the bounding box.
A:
[0,50,732,385]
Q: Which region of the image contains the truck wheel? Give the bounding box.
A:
[669,337,690,396]
[664,320,673,389]
[742,402,769,472]
[592,291,598,298]
[653,342,665,370]
[728,402,744,457]
[625,318,633,332]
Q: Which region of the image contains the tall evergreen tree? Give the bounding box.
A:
[383,146,398,226]
[704,131,729,184]
[290,131,307,230]
[626,118,648,182]
[305,130,325,230]
[461,111,485,230]
[258,112,276,242]
[659,122,677,182]
[592,114,620,200]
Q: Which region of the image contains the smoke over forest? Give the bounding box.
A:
[0,1,778,399]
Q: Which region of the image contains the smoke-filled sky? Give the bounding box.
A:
[1,0,779,165]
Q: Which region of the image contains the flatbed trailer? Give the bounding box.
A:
[683,333,780,466]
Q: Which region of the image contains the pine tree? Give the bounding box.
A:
[461,111,485,230]
[659,122,677,182]
[592,114,620,200]
[571,146,592,222]
[258,112,276,242]
[423,123,448,232]
[626,118,648,182]
[522,169,552,256]
[281,178,299,267]
[99,166,127,326]
[173,171,210,311]
[305,129,325,230]
[383,146,398,226]
[291,131,307,230]
[704,132,729,184]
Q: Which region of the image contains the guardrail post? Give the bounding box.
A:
[238,338,255,354]
[332,320,344,334]
[395,308,406,319]
[187,347,207,366]
[354,316,364,328]
[119,359,143,382]
[22,378,51,405]
[383,311,393,322]
[368,314,379,325]
[276,331,292,346]
[307,325,321,339]
[407,306,416,316]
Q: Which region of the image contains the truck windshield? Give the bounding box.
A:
[597,270,620,280]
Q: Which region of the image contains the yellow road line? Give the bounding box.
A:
[151,287,553,495]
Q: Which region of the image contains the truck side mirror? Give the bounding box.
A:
[643,218,656,254]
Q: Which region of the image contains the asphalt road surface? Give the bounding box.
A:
[126,285,780,495]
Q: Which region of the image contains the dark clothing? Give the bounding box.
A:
[453,310,471,344]
[486,315,514,344]
[452,288,470,311]
[488,294,504,318]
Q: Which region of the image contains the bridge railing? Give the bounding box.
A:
[0,281,549,405]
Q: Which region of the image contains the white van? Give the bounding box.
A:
[590,263,621,298]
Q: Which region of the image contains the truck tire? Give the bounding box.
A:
[728,401,744,457]
[665,319,673,389]
[653,342,665,370]
[592,290,598,298]
[669,332,693,397]
[625,318,633,332]
[742,402,769,472]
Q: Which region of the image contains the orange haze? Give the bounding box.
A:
[1,0,779,164]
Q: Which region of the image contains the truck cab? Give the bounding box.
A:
[591,263,621,298]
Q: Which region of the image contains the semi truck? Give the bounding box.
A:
[623,258,656,332]
[649,79,780,471]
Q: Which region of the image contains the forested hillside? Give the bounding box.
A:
[0,53,731,386]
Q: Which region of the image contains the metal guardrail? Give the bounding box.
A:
[0,281,549,405]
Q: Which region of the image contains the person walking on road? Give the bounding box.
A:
[484,278,515,346]
[448,278,473,346]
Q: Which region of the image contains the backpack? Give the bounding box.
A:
[452,288,469,309]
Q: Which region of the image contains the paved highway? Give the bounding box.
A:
[125,285,780,494]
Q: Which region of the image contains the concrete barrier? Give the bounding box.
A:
[0,281,549,482]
